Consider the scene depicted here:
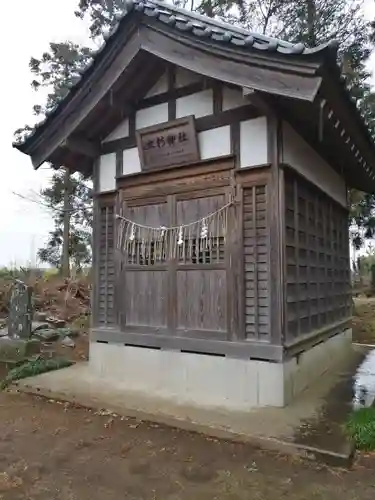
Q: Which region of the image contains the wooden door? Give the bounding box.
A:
[175,191,228,339]
[118,189,231,341]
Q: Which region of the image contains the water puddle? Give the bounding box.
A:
[293,345,375,456]
[352,348,375,409]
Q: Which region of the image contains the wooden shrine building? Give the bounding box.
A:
[15,0,375,409]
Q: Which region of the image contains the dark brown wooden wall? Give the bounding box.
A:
[117,191,229,339]
[284,169,351,343]
[243,184,270,341]
[93,161,277,352]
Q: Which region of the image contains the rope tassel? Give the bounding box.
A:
[115,201,232,263]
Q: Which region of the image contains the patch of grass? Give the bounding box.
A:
[71,314,90,332]
[0,357,73,390]
[346,407,375,450]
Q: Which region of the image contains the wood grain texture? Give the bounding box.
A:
[97,200,116,326]
[119,187,231,341]
[243,185,270,340]
[91,328,284,360]
[267,115,284,345]
[101,104,261,154]
[124,271,168,327]
[176,270,227,332]
[141,27,321,101]
[283,168,351,342]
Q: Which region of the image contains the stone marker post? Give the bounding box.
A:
[8,280,33,339]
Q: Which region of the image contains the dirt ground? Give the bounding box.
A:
[1,298,375,499]
[1,390,375,500]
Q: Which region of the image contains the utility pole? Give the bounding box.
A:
[61,167,71,277]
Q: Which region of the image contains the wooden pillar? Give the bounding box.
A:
[267,115,285,346]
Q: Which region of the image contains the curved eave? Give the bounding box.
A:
[16,0,336,158]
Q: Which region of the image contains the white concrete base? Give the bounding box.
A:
[89,329,352,411]
[283,328,352,405]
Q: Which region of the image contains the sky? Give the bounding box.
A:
[0,0,91,267]
[1,0,375,266]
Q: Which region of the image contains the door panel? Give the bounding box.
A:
[176,270,227,332]
[125,270,168,327]
[119,190,230,339]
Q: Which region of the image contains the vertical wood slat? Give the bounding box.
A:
[252,185,259,338]
[279,167,286,342]
[115,150,123,177]
[167,64,176,121]
[243,184,270,341]
[236,184,245,340]
[293,179,300,336]
[231,122,241,169]
[96,199,116,326]
[213,82,223,115]
[92,198,100,327]
[225,186,235,340]
[168,194,177,333]
[268,115,284,345]
[114,192,123,327]
[104,206,109,324]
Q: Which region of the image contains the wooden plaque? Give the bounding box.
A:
[136,116,200,171]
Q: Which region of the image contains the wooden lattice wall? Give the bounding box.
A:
[243,185,270,341]
[284,169,351,342]
[95,200,116,326]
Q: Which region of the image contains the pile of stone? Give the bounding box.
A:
[0,313,77,344]
[30,312,78,348]
[0,279,80,366]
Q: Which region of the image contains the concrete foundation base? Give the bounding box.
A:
[0,337,41,363]
[89,328,352,411]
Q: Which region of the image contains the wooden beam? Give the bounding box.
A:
[62,137,101,158]
[267,114,285,346]
[91,328,285,361]
[141,27,322,101]
[30,26,142,168]
[101,104,261,154]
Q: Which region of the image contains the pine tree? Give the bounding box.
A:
[75,0,127,39]
[37,170,93,271]
[14,41,94,275]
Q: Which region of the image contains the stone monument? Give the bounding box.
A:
[0,280,40,364]
[8,280,33,339]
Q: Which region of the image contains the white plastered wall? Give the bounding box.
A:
[97,72,268,192]
[282,122,347,207]
[98,153,116,192]
[102,118,129,143]
[89,328,352,410]
[240,117,268,168]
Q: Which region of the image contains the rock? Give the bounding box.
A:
[32,322,51,333]
[61,336,75,348]
[34,312,48,322]
[56,327,78,338]
[66,329,80,339]
[0,328,8,338]
[32,329,60,342]
[0,338,40,362]
[47,317,66,328]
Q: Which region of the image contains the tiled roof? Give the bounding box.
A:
[15,0,338,147]
[117,0,337,55]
